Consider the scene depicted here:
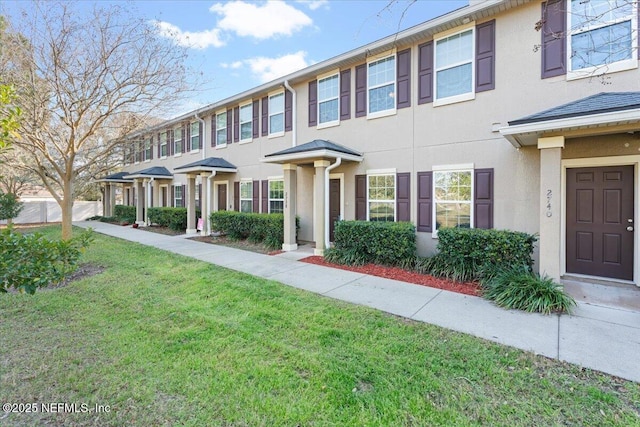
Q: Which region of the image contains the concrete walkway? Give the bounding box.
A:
[75,221,640,383]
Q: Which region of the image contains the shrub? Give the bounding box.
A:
[114,205,136,223]
[0,192,23,221]
[421,228,537,282]
[209,211,298,250]
[0,226,94,294]
[481,266,576,314]
[328,221,416,266]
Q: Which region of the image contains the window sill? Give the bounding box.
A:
[239,139,252,145]
[567,59,638,81]
[173,153,182,158]
[160,156,167,160]
[367,109,396,120]
[433,91,475,107]
[268,131,285,139]
[216,144,227,150]
[189,149,200,154]
[144,160,151,163]
[317,120,340,130]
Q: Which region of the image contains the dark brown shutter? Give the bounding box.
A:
[148,137,153,160]
[252,180,259,213]
[181,184,186,208]
[417,172,432,232]
[170,186,175,207]
[308,80,317,127]
[198,121,203,149]
[252,100,259,138]
[211,113,218,147]
[226,109,232,143]
[474,168,494,229]
[418,41,434,104]
[234,181,240,211]
[396,48,411,109]
[183,124,188,152]
[285,90,293,132]
[355,174,366,220]
[261,180,268,213]
[355,64,367,118]
[233,107,240,143]
[396,172,410,222]
[340,69,351,120]
[476,20,495,92]
[261,97,268,136]
[541,0,566,79]
[169,129,174,156]
[157,133,161,157]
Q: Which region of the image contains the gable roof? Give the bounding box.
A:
[96,171,133,183]
[173,157,238,174]
[123,166,173,179]
[265,139,362,158]
[262,139,363,164]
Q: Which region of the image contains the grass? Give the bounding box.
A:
[1,226,639,426]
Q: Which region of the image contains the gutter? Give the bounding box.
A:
[324,157,342,249]
[283,80,297,147]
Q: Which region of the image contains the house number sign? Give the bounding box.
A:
[546,190,552,217]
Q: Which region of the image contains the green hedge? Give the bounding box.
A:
[209,211,298,250]
[325,221,416,267]
[114,205,136,223]
[148,207,201,231]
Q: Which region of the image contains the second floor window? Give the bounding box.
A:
[318,74,339,125]
[216,112,227,146]
[190,122,200,151]
[239,104,252,141]
[160,132,167,157]
[174,127,183,155]
[368,55,396,115]
[144,138,152,161]
[435,28,474,102]
[269,92,284,135]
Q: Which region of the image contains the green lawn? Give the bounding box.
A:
[1,226,639,426]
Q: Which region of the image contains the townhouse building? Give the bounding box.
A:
[100,0,640,288]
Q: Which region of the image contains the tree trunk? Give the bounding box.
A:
[61,178,74,240]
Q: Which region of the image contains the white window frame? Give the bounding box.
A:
[160,132,168,158]
[567,0,638,79]
[367,54,397,119]
[366,170,396,222]
[174,126,183,156]
[268,179,284,213]
[173,184,183,208]
[268,91,285,137]
[215,111,227,148]
[144,138,152,162]
[239,102,253,143]
[433,23,476,107]
[317,71,340,128]
[239,180,253,213]
[189,121,200,152]
[432,164,474,237]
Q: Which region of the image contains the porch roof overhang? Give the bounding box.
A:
[261,139,363,165]
[96,171,133,183]
[123,166,173,180]
[173,157,238,175]
[500,92,640,148]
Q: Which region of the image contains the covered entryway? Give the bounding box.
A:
[566,166,634,280]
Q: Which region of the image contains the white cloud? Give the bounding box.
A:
[209,1,312,39]
[153,20,225,49]
[296,0,329,10]
[221,61,243,69]
[244,51,309,82]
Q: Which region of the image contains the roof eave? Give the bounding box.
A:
[173,166,238,174]
[123,174,173,180]
[261,149,364,164]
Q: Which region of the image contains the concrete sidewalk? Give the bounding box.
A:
[75,221,640,383]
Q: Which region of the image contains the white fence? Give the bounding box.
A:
[1,200,102,224]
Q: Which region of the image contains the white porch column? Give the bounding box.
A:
[538,136,565,282]
[186,174,197,234]
[135,179,145,225]
[104,183,112,217]
[314,160,330,255]
[200,172,211,236]
[144,179,151,225]
[283,163,298,251]
[109,184,116,216]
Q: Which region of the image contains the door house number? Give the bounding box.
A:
[546,190,552,217]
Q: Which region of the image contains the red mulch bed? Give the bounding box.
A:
[300,256,481,296]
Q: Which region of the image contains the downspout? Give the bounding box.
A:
[206,173,216,235]
[324,157,342,249]
[283,80,297,147]
[194,111,206,160]
[146,177,155,225]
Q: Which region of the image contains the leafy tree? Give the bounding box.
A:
[0,191,22,223]
[2,2,194,239]
[0,85,21,149]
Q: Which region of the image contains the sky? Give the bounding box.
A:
[2,0,468,114]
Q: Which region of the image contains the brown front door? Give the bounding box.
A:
[566,165,634,280]
[218,184,227,211]
[329,179,340,241]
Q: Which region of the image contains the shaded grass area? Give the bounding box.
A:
[1,226,639,426]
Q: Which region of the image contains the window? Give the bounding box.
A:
[318,74,339,125]
[368,174,395,222]
[216,112,227,146]
[174,185,183,207]
[189,122,200,151]
[269,92,284,135]
[134,142,141,163]
[435,28,474,102]
[268,180,284,213]
[368,55,396,116]
[144,138,152,161]
[434,170,472,231]
[569,0,636,73]
[160,132,167,157]
[174,126,183,155]
[239,104,252,142]
[240,181,253,213]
